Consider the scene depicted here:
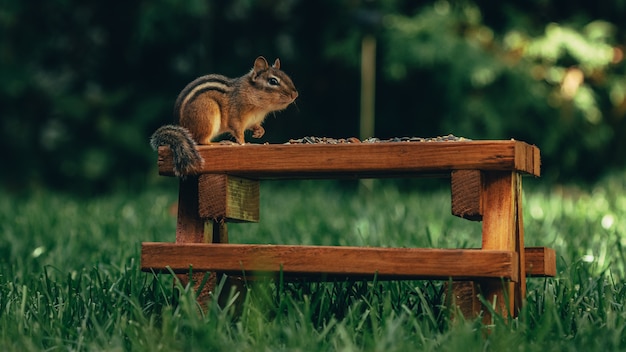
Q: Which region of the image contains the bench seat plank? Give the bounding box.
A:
[157,140,540,178]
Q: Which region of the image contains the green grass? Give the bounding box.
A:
[1,176,625,351]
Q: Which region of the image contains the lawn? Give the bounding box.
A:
[1,175,625,351]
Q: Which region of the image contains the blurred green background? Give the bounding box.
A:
[2,0,626,192]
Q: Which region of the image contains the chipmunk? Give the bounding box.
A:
[150,56,298,176]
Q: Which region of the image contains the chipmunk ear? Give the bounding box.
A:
[253,56,269,73]
[272,58,281,69]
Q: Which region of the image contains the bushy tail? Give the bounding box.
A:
[150,125,204,177]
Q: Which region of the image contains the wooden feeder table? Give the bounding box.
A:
[141,140,556,318]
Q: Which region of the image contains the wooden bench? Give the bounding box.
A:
[141,140,556,319]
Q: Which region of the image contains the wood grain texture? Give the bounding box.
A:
[174,177,217,306]
[514,173,527,311]
[479,172,518,318]
[175,177,206,243]
[205,220,228,244]
[147,139,551,318]
[449,246,554,320]
[525,247,556,277]
[142,244,555,278]
[141,243,519,281]
[157,140,541,178]
[481,172,516,252]
[448,282,480,320]
[451,170,483,220]
[198,175,259,222]
[515,141,542,177]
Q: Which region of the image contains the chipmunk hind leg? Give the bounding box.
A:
[180,95,222,145]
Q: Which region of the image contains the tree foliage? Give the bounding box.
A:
[378,2,626,181]
[1,0,625,191]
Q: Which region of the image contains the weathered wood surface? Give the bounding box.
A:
[142,243,522,281]
[145,139,551,319]
[451,170,483,220]
[157,140,541,178]
[525,246,556,277]
[173,177,216,305]
[141,242,556,281]
[198,175,260,222]
[176,177,206,243]
[479,171,524,317]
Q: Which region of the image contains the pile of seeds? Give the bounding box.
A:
[285,134,470,144]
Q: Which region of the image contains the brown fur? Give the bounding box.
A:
[175,56,298,145]
[150,56,298,176]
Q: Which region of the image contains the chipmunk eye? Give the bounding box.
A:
[268,77,280,86]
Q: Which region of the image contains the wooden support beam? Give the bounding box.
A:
[515,141,541,177]
[514,173,527,311]
[198,175,260,222]
[141,243,519,281]
[143,245,555,278]
[451,170,483,220]
[452,172,529,321]
[174,177,226,306]
[205,220,228,244]
[448,281,480,320]
[525,247,556,277]
[176,177,206,243]
[479,171,525,319]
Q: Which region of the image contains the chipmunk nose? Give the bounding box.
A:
[291,91,299,100]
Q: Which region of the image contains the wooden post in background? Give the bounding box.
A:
[359,33,377,192]
[360,34,376,141]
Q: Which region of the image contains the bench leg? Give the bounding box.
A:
[175,176,218,308]
[480,171,525,320]
[175,175,257,311]
[449,171,526,321]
